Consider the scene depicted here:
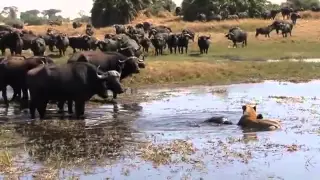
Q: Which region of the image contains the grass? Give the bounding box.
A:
[12,11,320,87]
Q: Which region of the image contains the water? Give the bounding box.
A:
[1,80,320,179]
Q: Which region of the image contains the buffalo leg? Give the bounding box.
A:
[37,100,48,120]
[75,101,85,119]
[112,92,117,99]
[49,45,54,52]
[67,100,73,114]
[57,101,65,113]
[233,41,237,48]
[29,99,37,119]
[174,47,177,54]
[185,46,188,54]
[2,87,8,107]
[10,49,14,56]
[21,88,29,109]
[10,87,21,102]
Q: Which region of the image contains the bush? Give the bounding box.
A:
[23,17,47,25]
[3,18,23,26]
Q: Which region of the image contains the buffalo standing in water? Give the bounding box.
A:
[27,62,124,119]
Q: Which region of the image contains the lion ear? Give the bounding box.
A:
[242,105,246,112]
[253,106,256,112]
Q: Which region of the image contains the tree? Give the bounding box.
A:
[181,0,279,21]
[42,9,62,19]
[90,0,176,28]
[25,9,40,16]
[74,10,90,23]
[287,0,320,10]
[1,6,18,19]
[20,9,46,25]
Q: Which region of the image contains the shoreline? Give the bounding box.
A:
[122,60,320,88]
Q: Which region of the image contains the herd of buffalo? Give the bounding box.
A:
[0,16,298,119]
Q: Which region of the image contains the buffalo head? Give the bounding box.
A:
[118,56,144,79]
[96,66,124,95]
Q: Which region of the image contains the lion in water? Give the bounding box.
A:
[237,105,281,131]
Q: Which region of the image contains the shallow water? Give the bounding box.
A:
[2,80,320,179]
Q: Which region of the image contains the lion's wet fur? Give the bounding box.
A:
[238,105,281,131]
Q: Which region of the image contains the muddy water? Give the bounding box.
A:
[1,81,320,179]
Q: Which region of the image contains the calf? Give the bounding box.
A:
[255,26,273,37]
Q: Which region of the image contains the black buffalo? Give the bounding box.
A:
[148,26,171,38]
[68,35,94,53]
[114,25,126,34]
[290,12,301,25]
[197,13,206,22]
[72,22,83,29]
[42,34,57,52]
[281,7,293,19]
[97,38,119,52]
[0,56,54,108]
[27,62,124,119]
[150,33,169,56]
[227,15,239,20]
[67,51,144,80]
[225,27,247,48]
[55,33,69,56]
[198,35,211,54]
[182,29,195,42]
[279,23,293,37]
[270,20,293,34]
[175,7,182,16]
[167,33,179,54]
[140,37,151,53]
[21,33,46,56]
[12,23,24,29]
[0,31,23,55]
[178,33,192,54]
[67,51,144,101]
[255,25,273,37]
[262,10,279,20]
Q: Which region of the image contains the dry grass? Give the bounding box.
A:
[123,60,320,87]
[24,11,320,40]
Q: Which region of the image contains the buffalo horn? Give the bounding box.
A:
[96,65,108,79]
[41,60,45,64]
[185,33,192,38]
[119,46,130,51]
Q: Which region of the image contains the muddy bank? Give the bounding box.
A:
[1,80,320,179]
